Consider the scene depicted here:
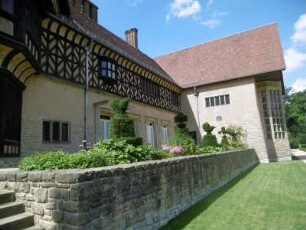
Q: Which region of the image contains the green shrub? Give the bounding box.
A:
[19,139,166,171]
[110,98,136,139]
[197,146,223,154]
[118,137,143,146]
[203,122,215,134]
[174,112,188,123]
[174,112,188,130]
[225,125,248,149]
[202,134,219,147]
[110,117,135,138]
[202,122,219,147]
[168,128,197,155]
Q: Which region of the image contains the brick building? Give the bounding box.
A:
[0,0,290,165]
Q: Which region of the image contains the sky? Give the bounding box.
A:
[91,0,306,91]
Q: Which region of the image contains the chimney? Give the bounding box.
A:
[125,28,138,48]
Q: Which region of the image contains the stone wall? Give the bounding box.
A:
[0,149,258,230]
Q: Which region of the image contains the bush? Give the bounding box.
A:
[19,139,167,171]
[203,134,219,148]
[202,122,219,147]
[119,137,143,147]
[197,146,223,154]
[168,128,197,155]
[174,112,188,123]
[109,98,136,139]
[110,117,135,138]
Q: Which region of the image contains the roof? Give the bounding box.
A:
[154,23,286,88]
[67,1,176,85]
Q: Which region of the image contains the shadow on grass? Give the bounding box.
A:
[161,164,259,230]
[292,155,301,161]
[291,155,306,161]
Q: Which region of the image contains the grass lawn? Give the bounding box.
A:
[300,147,306,152]
[162,159,306,230]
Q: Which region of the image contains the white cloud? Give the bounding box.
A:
[284,48,306,72]
[291,13,306,43]
[291,78,306,92]
[200,19,221,28]
[166,0,201,20]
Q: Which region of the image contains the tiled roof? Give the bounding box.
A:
[155,23,286,88]
[67,1,176,85]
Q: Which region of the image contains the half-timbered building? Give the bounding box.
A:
[0,0,290,165]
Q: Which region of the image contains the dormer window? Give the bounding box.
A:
[99,57,117,81]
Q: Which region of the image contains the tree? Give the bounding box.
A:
[284,88,306,148]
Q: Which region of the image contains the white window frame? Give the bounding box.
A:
[146,122,156,147]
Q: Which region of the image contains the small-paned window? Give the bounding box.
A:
[99,57,117,81]
[205,94,231,107]
[171,92,180,106]
[147,122,156,147]
[100,115,110,140]
[43,121,70,142]
[141,79,160,97]
[162,125,169,144]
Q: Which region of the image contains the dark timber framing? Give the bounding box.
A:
[39,16,181,112]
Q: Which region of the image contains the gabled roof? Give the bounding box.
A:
[67,1,177,85]
[155,23,286,88]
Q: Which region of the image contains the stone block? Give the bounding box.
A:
[52,210,64,222]
[16,172,28,182]
[55,171,78,184]
[33,187,48,203]
[32,202,44,215]
[28,172,42,182]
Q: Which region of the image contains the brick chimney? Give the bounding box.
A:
[125,28,138,48]
[69,0,98,23]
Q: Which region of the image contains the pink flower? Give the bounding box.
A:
[162,144,172,151]
[169,145,184,154]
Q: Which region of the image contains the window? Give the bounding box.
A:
[162,125,169,144]
[260,89,286,140]
[269,90,285,139]
[171,92,180,106]
[146,122,156,147]
[205,94,230,107]
[100,115,110,140]
[141,79,160,97]
[42,121,70,142]
[99,57,116,81]
[261,90,272,139]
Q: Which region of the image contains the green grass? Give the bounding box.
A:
[300,147,306,152]
[162,160,306,230]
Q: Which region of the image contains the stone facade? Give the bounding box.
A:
[0,149,258,230]
[181,77,291,162]
[21,75,175,157]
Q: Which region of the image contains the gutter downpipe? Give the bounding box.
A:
[193,86,201,143]
[83,45,90,150]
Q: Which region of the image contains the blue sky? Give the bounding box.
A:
[91,0,306,91]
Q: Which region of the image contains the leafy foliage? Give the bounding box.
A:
[202,122,218,147]
[110,98,135,139]
[202,122,215,134]
[19,139,167,171]
[218,125,247,149]
[168,128,197,155]
[284,89,306,148]
[197,146,224,154]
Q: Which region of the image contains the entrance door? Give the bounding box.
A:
[0,73,23,157]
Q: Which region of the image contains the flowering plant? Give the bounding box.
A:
[162,144,184,155]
